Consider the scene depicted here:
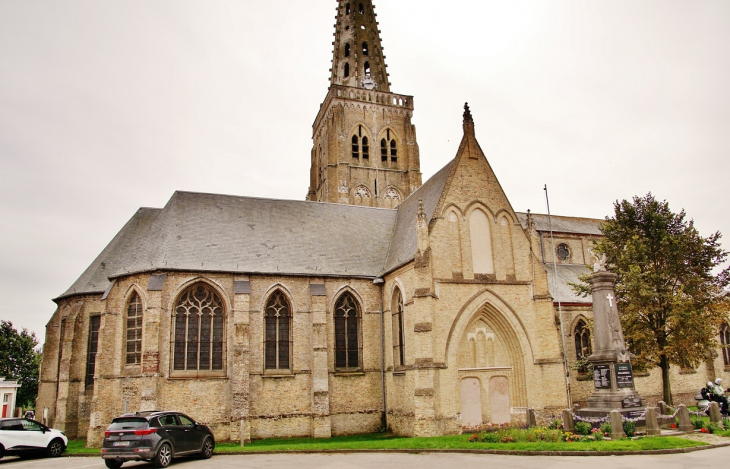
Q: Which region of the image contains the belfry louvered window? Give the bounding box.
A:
[352,135,359,158]
[173,283,225,372]
[265,290,291,370]
[126,292,143,365]
[334,292,361,369]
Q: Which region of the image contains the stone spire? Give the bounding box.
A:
[330,0,390,92]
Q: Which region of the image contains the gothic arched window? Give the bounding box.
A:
[126,292,143,365]
[574,320,592,371]
[345,43,350,57]
[390,139,397,162]
[721,323,730,366]
[265,290,291,370]
[358,2,364,14]
[173,283,225,372]
[362,42,369,56]
[392,288,405,368]
[362,136,369,159]
[364,61,371,76]
[334,292,361,369]
[344,62,350,78]
[380,138,387,162]
[345,3,350,15]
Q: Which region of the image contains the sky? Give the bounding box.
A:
[1,1,729,346]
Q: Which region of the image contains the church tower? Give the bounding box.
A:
[307,0,422,208]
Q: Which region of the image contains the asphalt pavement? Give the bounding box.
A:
[2,447,730,469]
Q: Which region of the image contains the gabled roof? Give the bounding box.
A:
[57,192,398,300]
[516,212,603,236]
[57,207,162,300]
[381,160,454,275]
[546,264,593,304]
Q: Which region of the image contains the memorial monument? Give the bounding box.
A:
[577,257,646,417]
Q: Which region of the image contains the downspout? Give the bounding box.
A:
[374,277,387,431]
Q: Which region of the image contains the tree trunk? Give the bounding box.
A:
[660,354,672,405]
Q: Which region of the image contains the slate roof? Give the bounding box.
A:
[545,264,593,304]
[516,212,603,235]
[381,160,454,275]
[57,207,162,300]
[57,192,398,300]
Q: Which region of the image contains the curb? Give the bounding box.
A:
[64,441,730,458]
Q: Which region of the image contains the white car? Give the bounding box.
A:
[0,418,67,459]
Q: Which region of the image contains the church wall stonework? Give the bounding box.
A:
[37,0,730,446]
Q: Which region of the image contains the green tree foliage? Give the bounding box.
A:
[0,321,41,408]
[576,194,730,405]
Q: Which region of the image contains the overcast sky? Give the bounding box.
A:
[1,1,729,345]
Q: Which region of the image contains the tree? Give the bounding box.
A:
[577,193,730,405]
[0,321,41,408]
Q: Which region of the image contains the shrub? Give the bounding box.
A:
[623,420,636,438]
[705,422,722,434]
[574,421,592,435]
[722,418,730,430]
[600,422,611,436]
[547,419,563,430]
[479,432,501,443]
[690,416,705,430]
[591,427,604,441]
[469,427,563,444]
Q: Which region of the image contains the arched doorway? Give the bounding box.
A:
[448,295,530,427]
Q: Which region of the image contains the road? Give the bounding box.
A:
[1,448,729,469]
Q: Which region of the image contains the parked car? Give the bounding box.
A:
[101,410,214,468]
[0,418,67,459]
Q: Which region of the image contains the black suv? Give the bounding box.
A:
[101,411,214,468]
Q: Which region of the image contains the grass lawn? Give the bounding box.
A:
[65,432,711,455]
[213,433,708,453]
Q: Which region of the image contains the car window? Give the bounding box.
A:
[158,415,179,427]
[21,419,42,431]
[177,415,195,427]
[107,418,148,430]
[0,419,23,430]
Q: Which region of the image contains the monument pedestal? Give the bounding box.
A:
[575,270,647,421]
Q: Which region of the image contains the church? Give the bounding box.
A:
[37,0,729,445]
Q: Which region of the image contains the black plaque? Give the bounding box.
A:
[594,364,611,389]
[615,362,635,388]
[621,396,642,409]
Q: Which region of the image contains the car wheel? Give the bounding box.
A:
[46,439,65,457]
[105,459,124,469]
[153,443,172,468]
[199,437,214,459]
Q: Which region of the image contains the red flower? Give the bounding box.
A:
[670,424,676,429]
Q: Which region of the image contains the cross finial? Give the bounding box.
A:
[463,102,472,122]
[462,102,474,134]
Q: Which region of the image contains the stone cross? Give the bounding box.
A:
[606,293,614,307]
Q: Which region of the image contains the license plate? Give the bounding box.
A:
[113,441,131,446]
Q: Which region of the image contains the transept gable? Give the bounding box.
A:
[432,104,520,227]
